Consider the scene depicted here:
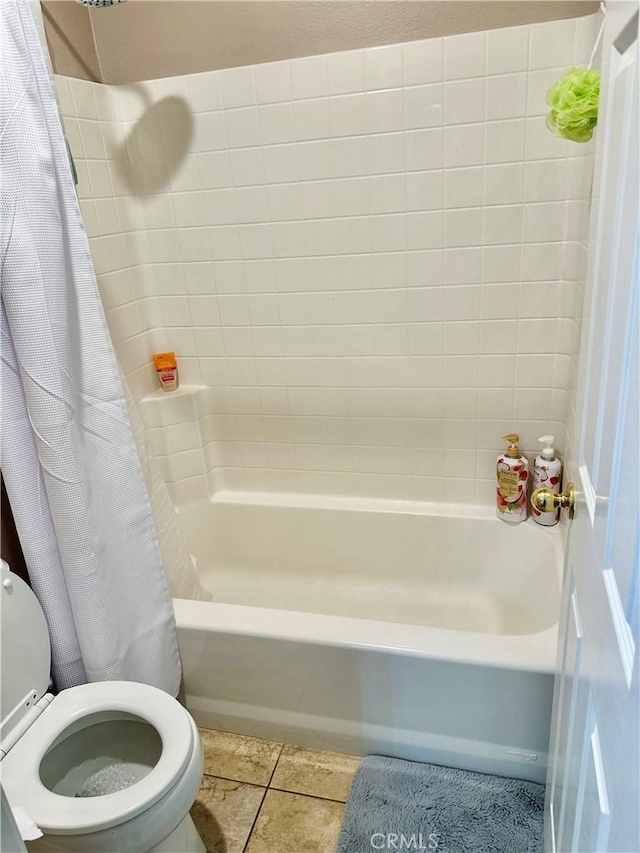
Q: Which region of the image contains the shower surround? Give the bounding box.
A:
[52,11,602,783]
[56,13,599,506]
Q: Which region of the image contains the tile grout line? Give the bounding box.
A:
[266,742,286,787]
[267,785,349,806]
[241,742,285,853]
[266,742,353,803]
[201,770,267,787]
[199,732,357,800]
[241,784,269,853]
[196,731,354,852]
[266,743,351,803]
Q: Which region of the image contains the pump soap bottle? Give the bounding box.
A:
[532,435,562,526]
[496,434,529,524]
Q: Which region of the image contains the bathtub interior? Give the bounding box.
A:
[175,492,564,781]
[178,493,563,637]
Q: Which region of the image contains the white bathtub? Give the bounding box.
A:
[174,491,564,783]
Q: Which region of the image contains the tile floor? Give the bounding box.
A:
[190,728,362,853]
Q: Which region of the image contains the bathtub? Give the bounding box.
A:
[174,491,563,783]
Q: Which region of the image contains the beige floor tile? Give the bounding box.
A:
[271,745,362,802]
[199,728,282,785]
[245,789,345,853]
[190,775,265,853]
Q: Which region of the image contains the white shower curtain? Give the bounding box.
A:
[0,0,200,695]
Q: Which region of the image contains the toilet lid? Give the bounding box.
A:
[1,682,195,835]
[0,562,51,741]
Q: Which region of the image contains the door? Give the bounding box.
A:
[545,3,639,852]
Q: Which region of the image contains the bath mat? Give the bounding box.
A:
[337,755,544,853]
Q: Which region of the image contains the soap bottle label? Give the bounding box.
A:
[533,458,562,526]
[496,458,528,522]
[497,468,520,496]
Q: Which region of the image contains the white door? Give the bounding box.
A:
[545,3,639,852]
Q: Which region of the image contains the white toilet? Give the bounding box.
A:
[0,562,205,853]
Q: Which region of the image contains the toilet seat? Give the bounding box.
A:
[1,681,194,836]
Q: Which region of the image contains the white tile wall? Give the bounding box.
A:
[57,12,600,506]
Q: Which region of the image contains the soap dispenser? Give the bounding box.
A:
[496,434,529,524]
[532,435,562,526]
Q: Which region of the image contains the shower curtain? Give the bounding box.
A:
[0,0,201,694]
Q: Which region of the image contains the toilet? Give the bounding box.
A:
[0,562,205,853]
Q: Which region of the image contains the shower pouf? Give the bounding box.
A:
[546,67,601,143]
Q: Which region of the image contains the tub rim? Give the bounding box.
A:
[203,489,569,527]
[173,597,560,674]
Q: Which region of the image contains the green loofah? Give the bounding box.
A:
[546,66,601,143]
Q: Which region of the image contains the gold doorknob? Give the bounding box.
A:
[531,482,575,519]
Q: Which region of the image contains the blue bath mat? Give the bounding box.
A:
[337,755,544,853]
